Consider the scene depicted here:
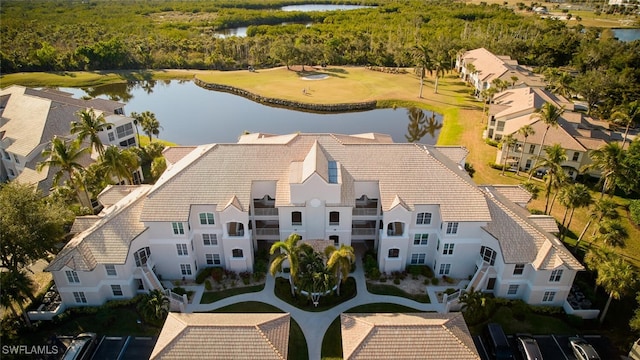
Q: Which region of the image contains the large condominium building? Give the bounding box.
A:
[46,133,583,310]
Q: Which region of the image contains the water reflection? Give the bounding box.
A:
[405,107,442,143]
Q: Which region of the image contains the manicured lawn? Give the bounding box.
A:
[472,306,577,336]
[366,282,431,303]
[210,301,307,360]
[274,277,357,312]
[200,284,264,304]
[321,303,424,359]
[0,70,197,88]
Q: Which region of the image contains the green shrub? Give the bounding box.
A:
[380,275,387,282]
[421,266,434,278]
[408,265,421,277]
[205,279,213,291]
[485,138,499,147]
[172,287,187,295]
[488,162,503,170]
[196,267,213,284]
[630,200,640,225]
[423,279,430,285]
[253,271,265,282]
[431,277,439,285]
[368,268,381,280]
[240,271,251,285]
[211,267,224,283]
[393,278,401,285]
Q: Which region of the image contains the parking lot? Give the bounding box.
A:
[90,336,157,360]
[475,334,614,360]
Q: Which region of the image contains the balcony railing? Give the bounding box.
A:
[352,228,376,235]
[255,228,280,236]
[353,208,378,216]
[253,208,278,216]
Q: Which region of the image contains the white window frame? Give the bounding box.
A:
[202,233,217,246]
[388,248,400,258]
[413,234,429,245]
[172,222,185,235]
[542,291,556,302]
[176,243,188,256]
[199,212,215,225]
[73,291,87,304]
[111,284,123,296]
[66,270,80,284]
[416,212,432,225]
[480,246,496,265]
[443,243,454,255]
[549,269,563,282]
[513,264,525,275]
[180,264,192,276]
[410,253,426,264]
[232,248,244,258]
[439,263,451,275]
[105,265,117,276]
[206,253,221,265]
[446,222,459,235]
[507,284,519,295]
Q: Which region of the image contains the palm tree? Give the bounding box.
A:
[534,144,567,214]
[500,135,517,175]
[431,56,448,94]
[595,255,636,324]
[0,270,36,326]
[137,289,170,323]
[325,244,355,296]
[139,111,162,142]
[459,288,493,325]
[515,124,535,176]
[595,219,628,247]
[405,107,428,142]
[99,146,140,184]
[581,142,625,198]
[528,103,565,180]
[558,183,592,241]
[610,100,639,149]
[464,62,476,82]
[270,233,304,296]
[71,108,113,156]
[574,198,619,250]
[37,136,91,207]
[412,44,432,99]
[129,111,144,147]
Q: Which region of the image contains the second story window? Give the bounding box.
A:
[232,249,244,258]
[329,211,340,225]
[203,233,217,246]
[416,212,432,225]
[292,211,302,226]
[176,244,188,256]
[446,222,459,235]
[116,123,134,139]
[172,222,184,235]
[572,152,580,161]
[413,234,429,245]
[199,212,215,225]
[443,243,454,255]
[513,264,525,275]
[388,248,399,258]
[105,265,117,276]
[65,270,80,284]
[549,269,563,282]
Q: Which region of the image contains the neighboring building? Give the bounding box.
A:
[455,48,545,96]
[46,133,582,309]
[340,312,480,360]
[150,312,290,360]
[0,85,139,192]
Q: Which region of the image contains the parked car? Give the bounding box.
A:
[569,336,601,360]
[516,335,544,360]
[61,333,97,360]
[483,323,515,360]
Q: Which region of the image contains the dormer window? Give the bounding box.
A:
[328,161,338,183]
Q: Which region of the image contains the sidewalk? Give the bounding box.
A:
[186,246,449,360]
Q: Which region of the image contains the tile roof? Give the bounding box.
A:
[485,185,532,206]
[97,185,142,207]
[490,87,572,120]
[481,187,583,270]
[150,313,290,360]
[510,119,587,152]
[141,134,491,223]
[45,185,151,271]
[341,312,480,360]
[163,146,198,166]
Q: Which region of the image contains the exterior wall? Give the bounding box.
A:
[433,222,485,279]
[378,206,411,273]
[219,205,253,273]
[147,221,197,280]
[100,115,138,150]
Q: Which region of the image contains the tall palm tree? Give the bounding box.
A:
[137,289,170,323]
[575,198,619,250]
[412,44,432,99]
[595,219,628,248]
[37,136,91,207]
[129,111,144,148]
[500,135,517,175]
[0,270,36,326]
[270,233,304,296]
[610,100,639,149]
[139,111,162,142]
[325,244,355,296]
[515,124,535,176]
[595,255,636,324]
[581,142,625,198]
[558,183,592,241]
[534,144,567,214]
[71,108,113,156]
[528,103,565,180]
[431,56,448,94]
[99,146,140,184]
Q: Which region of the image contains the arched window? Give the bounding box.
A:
[329,211,340,225]
[291,211,302,226]
[480,246,496,266]
[232,249,244,258]
[388,248,400,258]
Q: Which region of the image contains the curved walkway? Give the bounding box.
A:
[186,246,448,360]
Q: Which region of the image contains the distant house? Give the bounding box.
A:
[340,312,480,360]
[0,85,140,192]
[455,48,545,96]
[150,312,290,360]
[46,133,583,311]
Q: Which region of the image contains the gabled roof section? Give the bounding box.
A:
[46,185,151,271]
[389,195,410,211]
[301,140,330,183]
[341,313,479,360]
[0,85,52,157]
[434,146,469,166]
[481,187,583,270]
[510,119,587,152]
[97,185,142,207]
[162,146,198,166]
[224,195,244,211]
[150,313,290,360]
[484,185,532,206]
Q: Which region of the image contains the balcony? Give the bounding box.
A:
[352,228,376,236]
[253,208,278,216]
[354,196,379,217]
[253,196,277,217]
[353,208,378,216]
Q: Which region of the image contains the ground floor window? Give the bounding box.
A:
[73,291,87,304]
[206,254,221,265]
[507,284,519,295]
[439,263,451,275]
[410,253,426,264]
[542,291,556,302]
[180,264,192,276]
[388,248,399,258]
[232,249,244,258]
[111,285,123,296]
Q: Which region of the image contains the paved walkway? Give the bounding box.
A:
[185,245,451,360]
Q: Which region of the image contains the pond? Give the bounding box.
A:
[281,4,374,12]
[612,28,640,42]
[61,81,442,146]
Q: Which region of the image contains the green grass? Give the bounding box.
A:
[210,301,307,360]
[469,306,577,336]
[274,277,357,312]
[137,135,178,147]
[366,282,431,303]
[200,284,265,304]
[0,70,196,88]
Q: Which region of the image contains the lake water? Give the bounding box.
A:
[61,81,442,146]
[281,4,374,11]
[612,28,640,42]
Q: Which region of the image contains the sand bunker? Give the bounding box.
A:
[302,74,329,80]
